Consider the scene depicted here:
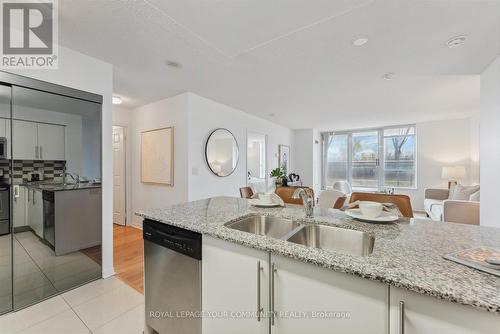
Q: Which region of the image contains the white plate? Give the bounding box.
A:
[249,199,282,208]
[345,209,399,223]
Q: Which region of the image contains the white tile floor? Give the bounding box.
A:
[0,231,102,312]
[0,277,145,334]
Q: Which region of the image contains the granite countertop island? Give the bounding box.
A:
[22,181,101,192]
[136,196,500,314]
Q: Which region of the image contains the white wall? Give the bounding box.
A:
[292,129,316,190]
[470,114,481,185]
[6,45,114,277]
[113,106,132,127]
[399,118,477,211]
[312,129,322,196]
[187,93,293,201]
[291,129,322,197]
[480,56,500,228]
[129,94,189,227]
[81,115,101,179]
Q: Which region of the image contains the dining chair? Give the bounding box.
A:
[333,181,352,195]
[239,187,254,199]
[275,186,314,205]
[317,190,346,209]
[349,192,414,218]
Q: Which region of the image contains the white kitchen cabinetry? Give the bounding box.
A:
[202,236,269,334]
[389,287,500,334]
[202,237,388,334]
[12,119,65,160]
[13,185,26,227]
[37,123,65,160]
[271,254,388,334]
[13,120,38,160]
[26,188,43,238]
[0,118,11,158]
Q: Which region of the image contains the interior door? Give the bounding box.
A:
[351,131,379,189]
[113,126,126,225]
[10,85,102,311]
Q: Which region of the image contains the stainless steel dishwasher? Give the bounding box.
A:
[143,219,202,334]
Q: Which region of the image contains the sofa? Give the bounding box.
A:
[424,186,480,225]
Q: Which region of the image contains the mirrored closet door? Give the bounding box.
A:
[0,74,103,314]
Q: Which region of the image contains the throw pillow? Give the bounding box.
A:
[469,190,480,202]
[451,184,480,201]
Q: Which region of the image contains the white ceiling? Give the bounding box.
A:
[59,0,500,130]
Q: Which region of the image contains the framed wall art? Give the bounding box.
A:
[141,127,174,185]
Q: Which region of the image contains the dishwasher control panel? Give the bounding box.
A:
[143,219,202,260]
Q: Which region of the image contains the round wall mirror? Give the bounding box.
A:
[205,128,239,177]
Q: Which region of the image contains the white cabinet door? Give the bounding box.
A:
[271,254,388,334]
[37,123,65,161]
[13,120,38,160]
[0,118,11,159]
[202,236,269,334]
[13,185,26,227]
[27,189,43,238]
[390,287,500,334]
[0,118,6,138]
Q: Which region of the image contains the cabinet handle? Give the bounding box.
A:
[40,146,43,159]
[256,261,263,322]
[14,185,19,200]
[271,263,277,326]
[35,146,38,159]
[28,189,31,202]
[33,190,36,205]
[399,301,405,334]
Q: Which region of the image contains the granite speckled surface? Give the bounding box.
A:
[136,196,500,314]
[23,181,101,192]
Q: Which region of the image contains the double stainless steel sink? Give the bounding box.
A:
[223,215,301,239]
[224,215,375,256]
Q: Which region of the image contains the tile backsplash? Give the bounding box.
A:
[0,160,66,183]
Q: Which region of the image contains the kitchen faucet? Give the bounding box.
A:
[65,171,80,184]
[292,188,314,218]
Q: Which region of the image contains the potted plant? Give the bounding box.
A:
[270,167,286,185]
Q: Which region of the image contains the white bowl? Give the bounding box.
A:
[259,193,273,204]
[358,201,383,218]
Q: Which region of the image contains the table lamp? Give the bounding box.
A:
[441,166,466,189]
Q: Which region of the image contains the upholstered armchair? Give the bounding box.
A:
[424,188,480,225]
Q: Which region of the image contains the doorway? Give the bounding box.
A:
[112,125,144,293]
[112,126,126,226]
[247,131,267,192]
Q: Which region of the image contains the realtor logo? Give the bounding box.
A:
[0,0,58,69]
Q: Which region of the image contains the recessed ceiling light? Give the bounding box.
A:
[112,96,123,105]
[166,60,182,69]
[446,35,466,49]
[352,37,369,47]
[383,73,395,80]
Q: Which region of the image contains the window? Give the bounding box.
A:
[322,125,416,190]
[383,127,416,188]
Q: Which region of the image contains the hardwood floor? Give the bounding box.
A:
[113,224,144,293]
